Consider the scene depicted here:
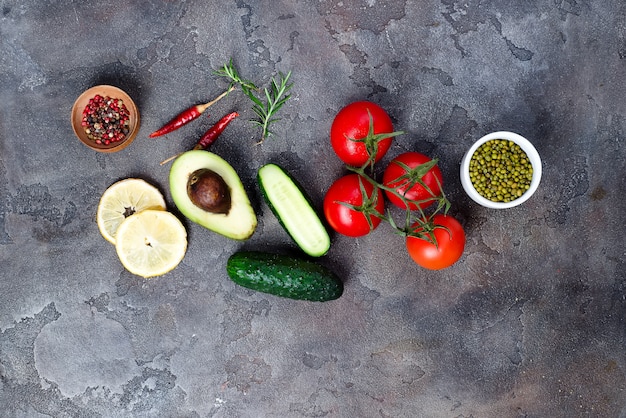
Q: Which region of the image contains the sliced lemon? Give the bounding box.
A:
[97,178,166,244]
[115,210,187,278]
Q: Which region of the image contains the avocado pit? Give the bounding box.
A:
[187,168,231,214]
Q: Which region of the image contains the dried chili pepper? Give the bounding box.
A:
[149,106,206,138]
[149,86,234,138]
[193,111,239,150]
[159,111,239,166]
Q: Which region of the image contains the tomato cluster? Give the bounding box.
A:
[324,101,466,270]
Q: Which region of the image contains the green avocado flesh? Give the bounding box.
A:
[169,150,257,240]
[226,251,343,302]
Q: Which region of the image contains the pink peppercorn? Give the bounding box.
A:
[82,95,130,144]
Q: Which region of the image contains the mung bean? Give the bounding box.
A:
[468,139,533,203]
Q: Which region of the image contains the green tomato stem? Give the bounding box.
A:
[346,153,451,243]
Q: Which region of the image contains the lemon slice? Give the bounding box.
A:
[115,210,187,278]
[97,178,166,244]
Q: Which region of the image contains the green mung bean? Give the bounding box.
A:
[468,139,533,203]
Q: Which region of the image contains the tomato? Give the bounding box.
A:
[406,214,465,270]
[330,101,396,167]
[323,174,385,237]
[382,152,443,210]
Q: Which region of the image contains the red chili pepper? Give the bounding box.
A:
[149,86,235,138]
[149,105,208,138]
[193,111,239,150]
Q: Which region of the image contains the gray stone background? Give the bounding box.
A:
[1,0,625,417]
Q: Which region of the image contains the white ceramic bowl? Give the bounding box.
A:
[460,131,542,209]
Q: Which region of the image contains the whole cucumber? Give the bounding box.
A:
[226,251,343,302]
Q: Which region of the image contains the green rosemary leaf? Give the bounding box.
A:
[247,92,265,108]
[215,60,293,143]
[214,59,258,93]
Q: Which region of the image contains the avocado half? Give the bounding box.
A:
[169,150,257,240]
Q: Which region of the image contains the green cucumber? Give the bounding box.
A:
[226,251,343,302]
[257,163,331,257]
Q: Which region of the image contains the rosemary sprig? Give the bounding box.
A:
[214,59,258,94]
[214,59,293,143]
[251,71,292,143]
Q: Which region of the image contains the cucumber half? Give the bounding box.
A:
[258,164,331,257]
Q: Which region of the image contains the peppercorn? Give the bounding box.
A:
[81,94,130,145]
[468,139,533,203]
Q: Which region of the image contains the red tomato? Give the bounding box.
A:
[330,101,396,166]
[382,152,443,210]
[323,174,385,237]
[406,214,465,270]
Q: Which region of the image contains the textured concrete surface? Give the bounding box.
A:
[1,1,625,417]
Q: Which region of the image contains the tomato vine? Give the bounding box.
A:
[337,111,452,245]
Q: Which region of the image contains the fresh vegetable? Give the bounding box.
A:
[169,150,257,240]
[330,101,402,167]
[324,100,465,269]
[405,214,465,270]
[149,87,233,138]
[258,164,330,257]
[323,174,384,237]
[226,251,343,302]
[149,106,204,138]
[160,111,239,165]
[194,111,239,150]
[382,152,444,211]
[215,59,293,143]
[469,139,533,202]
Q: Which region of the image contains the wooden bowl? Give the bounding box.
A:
[71,85,140,153]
